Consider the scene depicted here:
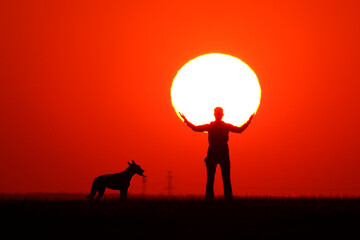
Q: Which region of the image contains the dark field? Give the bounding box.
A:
[1,194,359,239]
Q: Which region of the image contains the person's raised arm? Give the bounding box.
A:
[227,114,254,133]
[179,112,210,132]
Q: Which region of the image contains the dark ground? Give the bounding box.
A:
[1,194,359,239]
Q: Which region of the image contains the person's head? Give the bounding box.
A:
[214,107,224,121]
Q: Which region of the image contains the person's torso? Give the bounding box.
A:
[207,121,230,153]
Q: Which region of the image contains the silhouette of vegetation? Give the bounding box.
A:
[87,160,145,200]
[1,195,359,238]
[180,107,253,199]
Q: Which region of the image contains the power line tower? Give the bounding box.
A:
[142,176,147,196]
[164,171,174,196]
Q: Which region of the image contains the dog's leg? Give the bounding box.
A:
[119,190,123,200]
[96,186,106,200]
[120,187,127,200]
[123,188,128,200]
[87,180,97,199]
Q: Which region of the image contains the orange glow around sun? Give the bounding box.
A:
[171,53,261,126]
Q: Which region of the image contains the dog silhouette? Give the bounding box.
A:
[87,160,146,200]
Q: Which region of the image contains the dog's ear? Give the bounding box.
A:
[128,161,131,166]
[132,160,135,164]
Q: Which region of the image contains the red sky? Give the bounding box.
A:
[1,0,360,196]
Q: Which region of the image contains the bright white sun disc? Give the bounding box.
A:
[171,53,261,126]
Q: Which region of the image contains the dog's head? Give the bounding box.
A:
[128,160,146,177]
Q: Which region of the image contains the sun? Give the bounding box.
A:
[171,53,261,126]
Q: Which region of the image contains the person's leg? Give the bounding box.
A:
[206,160,217,200]
[220,160,233,199]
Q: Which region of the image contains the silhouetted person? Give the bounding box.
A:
[180,107,253,200]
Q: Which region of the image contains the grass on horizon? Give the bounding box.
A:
[1,195,359,239]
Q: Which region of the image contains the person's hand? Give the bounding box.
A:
[245,114,254,126]
[179,112,188,123]
[248,114,254,122]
